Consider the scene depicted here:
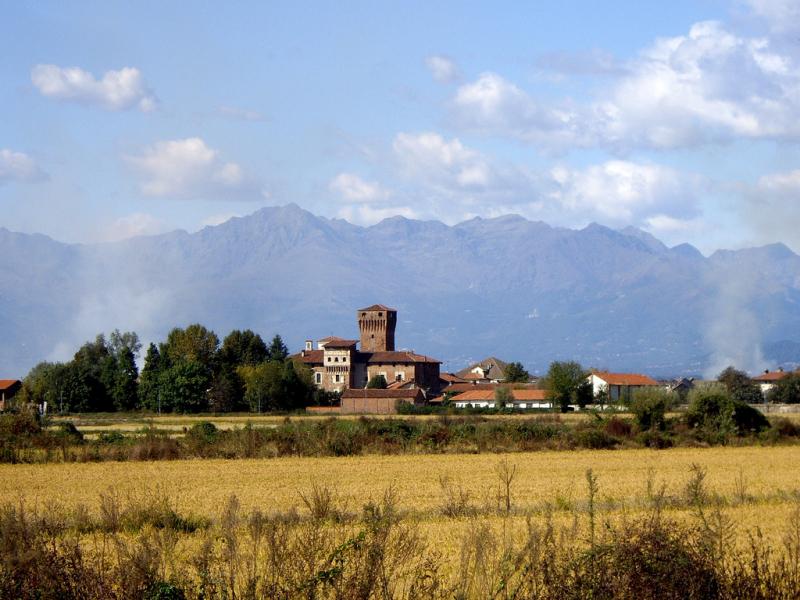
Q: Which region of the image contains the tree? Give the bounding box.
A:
[219,329,268,368]
[768,373,800,404]
[159,361,210,413]
[111,346,139,411]
[367,374,388,389]
[495,386,513,406]
[238,359,315,412]
[267,335,289,362]
[630,387,673,431]
[138,343,164,411]
[503,362,531,383]
[543,361,588,413]
[717,366,763,404]
[162,324,219,370]
[686,384,768,438]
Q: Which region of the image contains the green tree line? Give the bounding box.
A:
[18,326,323,413]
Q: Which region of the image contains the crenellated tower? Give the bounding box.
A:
[357,304,397,352]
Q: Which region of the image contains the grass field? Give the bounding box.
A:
[3,445,799,540]
[4,444,800,597]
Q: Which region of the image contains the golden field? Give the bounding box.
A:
[3,445,800,546]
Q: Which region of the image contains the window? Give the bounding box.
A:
[378,312,383,316]
[335,374,341,383]
[315,373,321,384]
[395,373,404,382]
[327,357,331,363]
[334,357,339,362]
[342,356,347,363]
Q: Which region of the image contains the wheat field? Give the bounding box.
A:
[3,445,799,543]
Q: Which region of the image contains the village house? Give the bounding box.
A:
[452,388,549,410]
[293,304,441,394]
[752,369,792,395]
[456,357,509,383]
[588,371,659,403]
[0,379,22,412]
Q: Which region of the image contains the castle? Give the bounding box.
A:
[294,304,441,393]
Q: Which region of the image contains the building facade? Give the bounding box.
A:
[293,304,441,393]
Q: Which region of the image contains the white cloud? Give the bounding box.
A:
[451,73,585,148]
[393,132,496,188]
[338,203,418,225]
[329,173,390,202]
[549,161,697,223]
[425,55,460,83]
[218,105,266,121]
[449,22,800,150]
[744,0,800,33]
[31,64,157,112]
[0,149,46,183]
[103,213,168,242]
[126,137,250,199]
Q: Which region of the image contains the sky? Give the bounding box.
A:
[2,0,800,254]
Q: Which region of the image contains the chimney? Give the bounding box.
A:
[305,340,313,351]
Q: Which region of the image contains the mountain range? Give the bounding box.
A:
[2,203,799,378]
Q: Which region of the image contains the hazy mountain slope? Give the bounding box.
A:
[1,204,798,378]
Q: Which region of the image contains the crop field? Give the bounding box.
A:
[4,443,800,597]
[3,445,799,539]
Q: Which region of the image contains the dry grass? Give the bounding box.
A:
[3,445,799,546]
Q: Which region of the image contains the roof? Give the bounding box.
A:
[358,304,396,312]
[387,378,416,389]
[292,350,324,364]
[456,356,509,380]
[341,388,422,399]
[591,371,659,386]
[446,383,502,394]
[440,372,469,384]
[753,370,791,382]
[463,372,490,381]
[322,339,358,349]
[453,389,548,402]
[364,351,441,364]
[0,379,21,390]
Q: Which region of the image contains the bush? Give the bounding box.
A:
[574,426,618,449]
[604,416,632,437]
[686,385,769,439]
[630,387,672,431]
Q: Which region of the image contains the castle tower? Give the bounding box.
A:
[357,304,397,352]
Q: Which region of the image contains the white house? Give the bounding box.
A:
[589,371,659,403]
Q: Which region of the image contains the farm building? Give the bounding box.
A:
[0,379,22,411]
[588,371,659,403]
[339,388,424,414]
[452,388,549,410]
[752,369,792,394]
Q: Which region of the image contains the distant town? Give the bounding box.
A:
[4,302,796,416]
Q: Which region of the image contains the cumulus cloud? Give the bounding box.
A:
[201,213,240,227]
[328,172,408,225]
[126,137,251,199]
[0,149,47,183]
[449,21,800,150]
[31,64,157,112]
[393,132,496,189]
[425,55,461,83]
[549,161,698,223]
[329,172,390,202]
[103,213,168,242]
[743,0,800,33]
[451,73,586,148]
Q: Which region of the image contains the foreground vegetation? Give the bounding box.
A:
[3,456,800,599]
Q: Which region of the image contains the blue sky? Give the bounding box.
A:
[2,0,799,253]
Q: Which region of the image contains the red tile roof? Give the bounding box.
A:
[440,372,469,384]
[365,351,441,364]
[446,383,501,394]
[386,378,415,389]
[322,339,358,348]
[0,380,21,390]
[591,371,659,386]
[454,389,548,402]
[341,388,421,399]
[358,304,396,312]
[753,370,792,382]
[292,350,324,364]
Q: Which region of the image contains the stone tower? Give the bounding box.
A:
[357,304,397,352]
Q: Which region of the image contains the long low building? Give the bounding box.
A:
[452,389,549,410]
[339,388,424,414]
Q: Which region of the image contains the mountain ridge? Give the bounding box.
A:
[1,204,798,378]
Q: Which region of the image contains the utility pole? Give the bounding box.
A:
[158,390,161,416]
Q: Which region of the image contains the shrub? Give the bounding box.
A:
[604,416,633,437]
[686,385,768,439]
[630,387,672,431]
[574,427,618,449]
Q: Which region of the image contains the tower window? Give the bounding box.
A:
[315,373,321,384]
[378,312,383,317]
